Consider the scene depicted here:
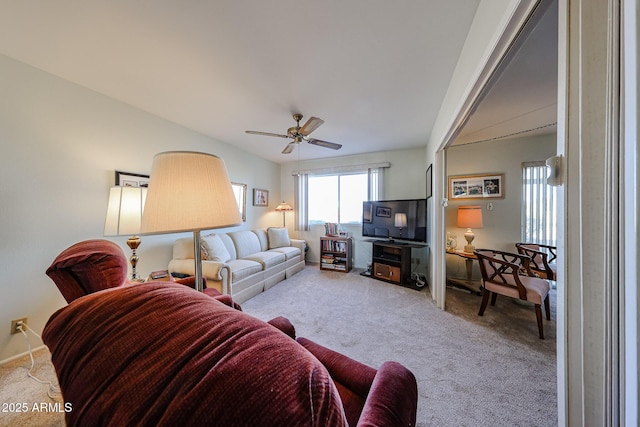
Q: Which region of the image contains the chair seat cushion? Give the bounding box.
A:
[42,283,348,426]
[485,275,550,305]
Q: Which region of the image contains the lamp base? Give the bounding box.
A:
[127,235,143,282]
[463,229,475,253]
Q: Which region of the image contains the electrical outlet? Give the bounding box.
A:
[10,317,27,335]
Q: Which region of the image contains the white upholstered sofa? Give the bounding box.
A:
[168,228,306,303]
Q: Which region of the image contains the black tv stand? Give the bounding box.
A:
[368,240,425,286]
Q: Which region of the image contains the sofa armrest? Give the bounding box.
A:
[357,361,418,427]
[290,239,306,261]
[168,259,231,293]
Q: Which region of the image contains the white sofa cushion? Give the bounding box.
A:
[268,227,291,249]
[229,231,262,259]
[268,246,301,261]
[227,259,263,282]
[244,251,286,269]
[202,234,232,263]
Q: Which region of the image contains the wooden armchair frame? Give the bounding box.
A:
[515,242,557,281]
[474,249,551,339]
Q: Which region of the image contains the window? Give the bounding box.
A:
[522,162,557,245]
[308,173,368,224]
[293,163,389,230]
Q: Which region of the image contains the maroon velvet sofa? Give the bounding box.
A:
[43,240,418,426]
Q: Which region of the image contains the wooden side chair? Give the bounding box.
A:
[515,242,557,281]
[474,249,551,339]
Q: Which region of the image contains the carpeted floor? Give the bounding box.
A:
[0,346,64,427]
[242,266,557,427]
[1,265,557,426]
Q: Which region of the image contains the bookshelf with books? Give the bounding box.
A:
[320,236,352,273]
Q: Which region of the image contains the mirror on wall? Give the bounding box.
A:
[231,182,247,222]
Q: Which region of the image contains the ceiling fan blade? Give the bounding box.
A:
[245,130,290,139]
[299,117,324,136]
[307,138,342,150]
[282,142,296,154]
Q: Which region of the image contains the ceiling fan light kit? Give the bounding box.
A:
[246,113,342,154]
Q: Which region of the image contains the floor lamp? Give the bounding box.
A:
[140,151,242,292]
[275,200,293,227]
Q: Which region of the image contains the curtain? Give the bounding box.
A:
[294,173,309,231]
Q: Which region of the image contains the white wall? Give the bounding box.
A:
[445,133,556,280]
[0,55,281,361]
[279,148,428,272]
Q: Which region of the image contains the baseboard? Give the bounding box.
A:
[0,345,47,366]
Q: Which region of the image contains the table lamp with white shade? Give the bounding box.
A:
[140,151,242,292]
[104,186,147,282]
[457,205,483,253]
[394,212,407,237]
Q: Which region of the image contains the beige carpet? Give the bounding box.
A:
[242,266,557,427]
[1,266,556,426]
[0,347,64,427]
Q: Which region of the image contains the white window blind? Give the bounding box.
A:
[521,161,557,245]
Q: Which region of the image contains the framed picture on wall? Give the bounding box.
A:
[426,164,433,199]
[115,170,149,187]
[448,173,504,199]
[253,188,269,206]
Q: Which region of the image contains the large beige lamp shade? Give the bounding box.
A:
[457,205,483,253]
[140,151,241,292]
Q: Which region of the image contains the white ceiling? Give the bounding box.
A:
[0,1,557,163]
[453,0,558,146]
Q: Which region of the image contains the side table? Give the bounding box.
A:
[446,250,482,295]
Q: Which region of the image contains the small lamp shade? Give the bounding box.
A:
[275,200,293,227]
[104,186,147,236]
[275,201,293,212]
[457,205,483,253]
[140,151,241,235]
[394,213,407,228]
[457,205,483,229]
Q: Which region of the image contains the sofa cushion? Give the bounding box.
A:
[254,229,270,251]
[268,227,291,249]
[243,251,286,269]
[229,231,262,259]
[227,259,263,282]
[268,246,301,261]
[202,234,232,263]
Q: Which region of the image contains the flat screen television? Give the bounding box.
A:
[362,199,427,243]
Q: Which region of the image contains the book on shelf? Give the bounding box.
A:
[324,222,339,236]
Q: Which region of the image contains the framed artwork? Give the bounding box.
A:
[231,182,247,222]
[376,206,391,218]
[449,173,504,199]
[426,164,433,199]
[115,170,149,187]
[253,188,269,206]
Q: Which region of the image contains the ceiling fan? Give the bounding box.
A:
[245,113,342,154]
